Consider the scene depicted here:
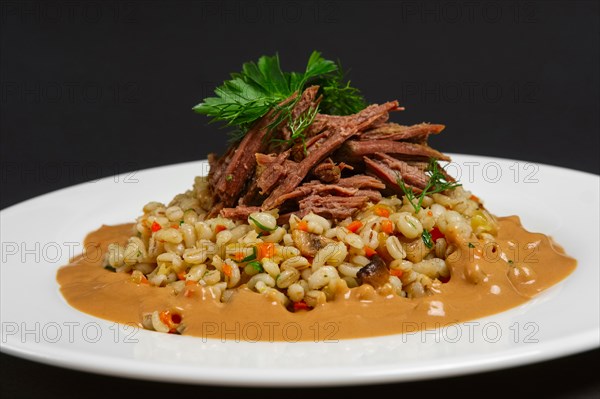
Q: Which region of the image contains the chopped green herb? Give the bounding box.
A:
[137,251,142,257]
[179,220,184,225]
[422,230,433,249]
[242,246,258,262]
[468,242,475,248]
[397,158,462,213]
[249,215,276,231]
[508,259,514,265]
[225,174,233,182]
[247,261,264,273]
[104,265,116,272]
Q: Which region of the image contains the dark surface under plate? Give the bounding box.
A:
[1,1,598,397]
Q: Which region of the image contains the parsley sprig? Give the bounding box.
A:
[193,52,365,137]
[398,158,462,213]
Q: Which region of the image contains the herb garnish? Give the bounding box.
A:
[241,246,258,263]
[104,265,116,272]
[397,158,462,213]
[193,51,365,138]
[247,261,264,273]
[468,242,475,248]
[422,230,433,248]
[271,105,319,155]
[248,215,276,232]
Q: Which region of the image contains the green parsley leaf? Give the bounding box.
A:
[192,51,365,137]
[468,242,475,248]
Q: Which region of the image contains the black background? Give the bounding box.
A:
[1,1,599,398]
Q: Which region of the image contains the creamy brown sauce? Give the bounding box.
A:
[56,216,576,341]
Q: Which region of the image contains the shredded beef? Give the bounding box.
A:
[261,101,400,210]
[203,86,455,221]
[337,140,451,163]
[220,206,261,220]
[359,123,445,141]
[363,156,423,196]
[298,195,370,219]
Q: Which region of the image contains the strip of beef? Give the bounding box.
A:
[261,101,400,210]
[207,145,234,194]
[277,182,358,204]
[374,152,430,189]
[337,140,451,163]
[213,87,320,207]
[363,156,423,196]
[220,206,261,220]
[253,151,293,195]
[212,111,280,207]
[310,158,353,183]
[356,189,383,203]
[359,123,445,141]
[298,195,370,220]
[334,175,386,190]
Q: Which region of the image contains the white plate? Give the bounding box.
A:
[1,154,598,386]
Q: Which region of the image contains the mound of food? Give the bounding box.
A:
[103,53,497,332]
[57,52,575,338]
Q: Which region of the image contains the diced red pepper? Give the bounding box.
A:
[430,227,445,242]
[151,221,162,232]
[293,301,310,311]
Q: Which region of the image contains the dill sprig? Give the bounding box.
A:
[271,105,319,155]
[397,158,462,213]
[192,52,366,139]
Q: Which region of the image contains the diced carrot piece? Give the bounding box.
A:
[151,221,162,232]
[185,280,196,286]
[222,263,232,277]
[470,194,480,202]
[374,206,390,218]
[257,242,275,260]
[215,224,227,233]
[364,246,377,257]
[232,252,245,262]
[347,220,363,233]
[296,221,309,231]
[380,219,394,234]
[177,272,186,281]
[390,269,404,277]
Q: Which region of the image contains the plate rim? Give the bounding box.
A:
[1,153,599,387]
